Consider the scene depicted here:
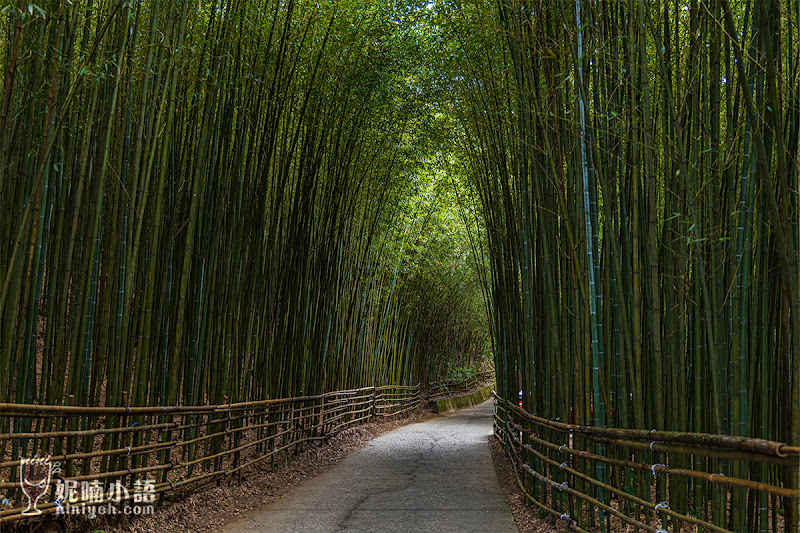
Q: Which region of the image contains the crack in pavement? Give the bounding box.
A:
[336,492,371,532]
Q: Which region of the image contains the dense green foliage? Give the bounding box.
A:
[0,0,489,418]
[447,0,799,530]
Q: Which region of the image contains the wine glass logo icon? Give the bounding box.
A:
[19,456,53,516]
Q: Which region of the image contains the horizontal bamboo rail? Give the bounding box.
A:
[0,384,422,524]
[493,393,800,532]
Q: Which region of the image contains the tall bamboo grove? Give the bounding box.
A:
[0,0,452,432]
[447,0,799,530]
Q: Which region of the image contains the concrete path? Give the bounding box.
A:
[222,400,517,533]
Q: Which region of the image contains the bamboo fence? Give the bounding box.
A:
[494,393,799,532]
[0,384,422,524]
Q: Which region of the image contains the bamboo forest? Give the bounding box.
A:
[0,0,798,532]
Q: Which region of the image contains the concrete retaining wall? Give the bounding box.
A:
[432,383,496,413]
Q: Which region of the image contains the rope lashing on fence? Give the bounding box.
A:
[559,513,578,526]
[495,425,591,533]
[651,463,666,475]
